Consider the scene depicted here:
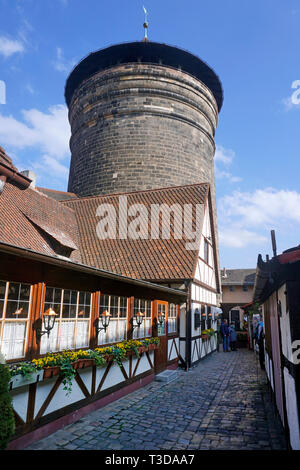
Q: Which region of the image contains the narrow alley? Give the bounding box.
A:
[25,350,287,451]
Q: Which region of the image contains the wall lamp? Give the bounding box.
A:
[131,311,145,332]
[36,308,57,344]
[95,310,111,337]
[158,310,165,326]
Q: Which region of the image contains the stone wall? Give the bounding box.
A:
[67,63,219,198]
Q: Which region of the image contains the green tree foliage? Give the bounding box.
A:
[0,364,15,450]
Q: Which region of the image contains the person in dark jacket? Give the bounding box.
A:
[229,324,237,351]
[257,320,265,370]
[220,319,230,352]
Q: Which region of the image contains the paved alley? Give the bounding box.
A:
[25,349,287,450]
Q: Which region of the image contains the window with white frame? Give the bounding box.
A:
[0,280,31,360]
[133,298,152,339]
[98,294,128,345]
[40,287,91,354]
[168,303,178,334]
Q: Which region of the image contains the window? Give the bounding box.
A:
[168,303,178,334]
[40,287,91,354]
[133,298,152,339]
[98,295,128,345]
[0,281,31,360]
[204,239,209,264]
[243,286,248,292]
[229,286,235,292]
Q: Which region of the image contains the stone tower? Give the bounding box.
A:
[65,41,223,198]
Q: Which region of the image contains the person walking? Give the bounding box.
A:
[220,319,230,352]
[257,319,265,370]
[229,323,237,351]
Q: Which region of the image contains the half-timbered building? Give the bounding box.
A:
[0,146,221,448]
[253,246,300,450]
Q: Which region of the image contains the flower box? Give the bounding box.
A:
[76,359,95,369]
[201,335,208,340]
[9,371,42,390]
[137,346,147,354]
[43,366,61,379]
[148,344,159,351]
[104,354,114,362]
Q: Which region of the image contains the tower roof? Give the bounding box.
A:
[65,41,223,111]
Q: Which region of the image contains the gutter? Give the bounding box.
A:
[0,161,32,190]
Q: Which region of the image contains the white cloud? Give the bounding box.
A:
[54,47,76,73]
[0,36,24,58]
[0,104,70,158]
[218,187,300,248]
[32,155,69,181]
[220,188,300,225]
[215,145,234,166]
[214,144,242,183]
[282,80,300,110]
[219,228,267,248]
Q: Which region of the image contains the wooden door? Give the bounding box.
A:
[153,300,168,374]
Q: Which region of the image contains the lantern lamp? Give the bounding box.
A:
[158,310,165,326]
[132,311,145,332]
[96,310,111,336]
[36,308,57,344]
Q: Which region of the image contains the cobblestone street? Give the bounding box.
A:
[25,349,287,451]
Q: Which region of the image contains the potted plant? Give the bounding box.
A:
[32,354,62,379]
[9,362,42,390]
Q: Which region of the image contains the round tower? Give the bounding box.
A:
[65,41,223,197]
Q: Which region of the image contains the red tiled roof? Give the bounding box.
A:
[36,187,78,201]
[0,179,81,262]
[63,183,210,281]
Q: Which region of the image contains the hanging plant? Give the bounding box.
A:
[59,360,77,396]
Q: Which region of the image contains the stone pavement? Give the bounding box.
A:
[25,349,287,450]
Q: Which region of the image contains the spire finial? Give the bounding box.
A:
[143,6,149,42]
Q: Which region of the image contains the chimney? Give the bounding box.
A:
[20,170,37,189]
[222,267,227,278]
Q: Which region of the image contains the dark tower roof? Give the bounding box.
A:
[65,41,223,111]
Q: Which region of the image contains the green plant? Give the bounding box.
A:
[111,345,127,367]
[0,364,15,450]
[59,360,77,396]
[89,350,106,368]
[9,362,38,379]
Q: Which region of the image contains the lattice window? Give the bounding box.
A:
[40,287,91,354]
[168,303,178,334]
[0,280,31,360]
[98,294,128,345]
[133,298,152,339]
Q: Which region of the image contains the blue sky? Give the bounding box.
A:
[0,0,299,269]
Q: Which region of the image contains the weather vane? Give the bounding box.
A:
[143,6,149,41]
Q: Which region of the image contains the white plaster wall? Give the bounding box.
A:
[283,367,300,450]
[11,387,29,422]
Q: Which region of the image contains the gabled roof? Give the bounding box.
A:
[0,172,81,262]
[63,183,210,281]
[36,187,78,201]
[221,268,256,286]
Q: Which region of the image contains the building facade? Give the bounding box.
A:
[253,247,300,450]
[0,38,224,448]
[221,268,256,329]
